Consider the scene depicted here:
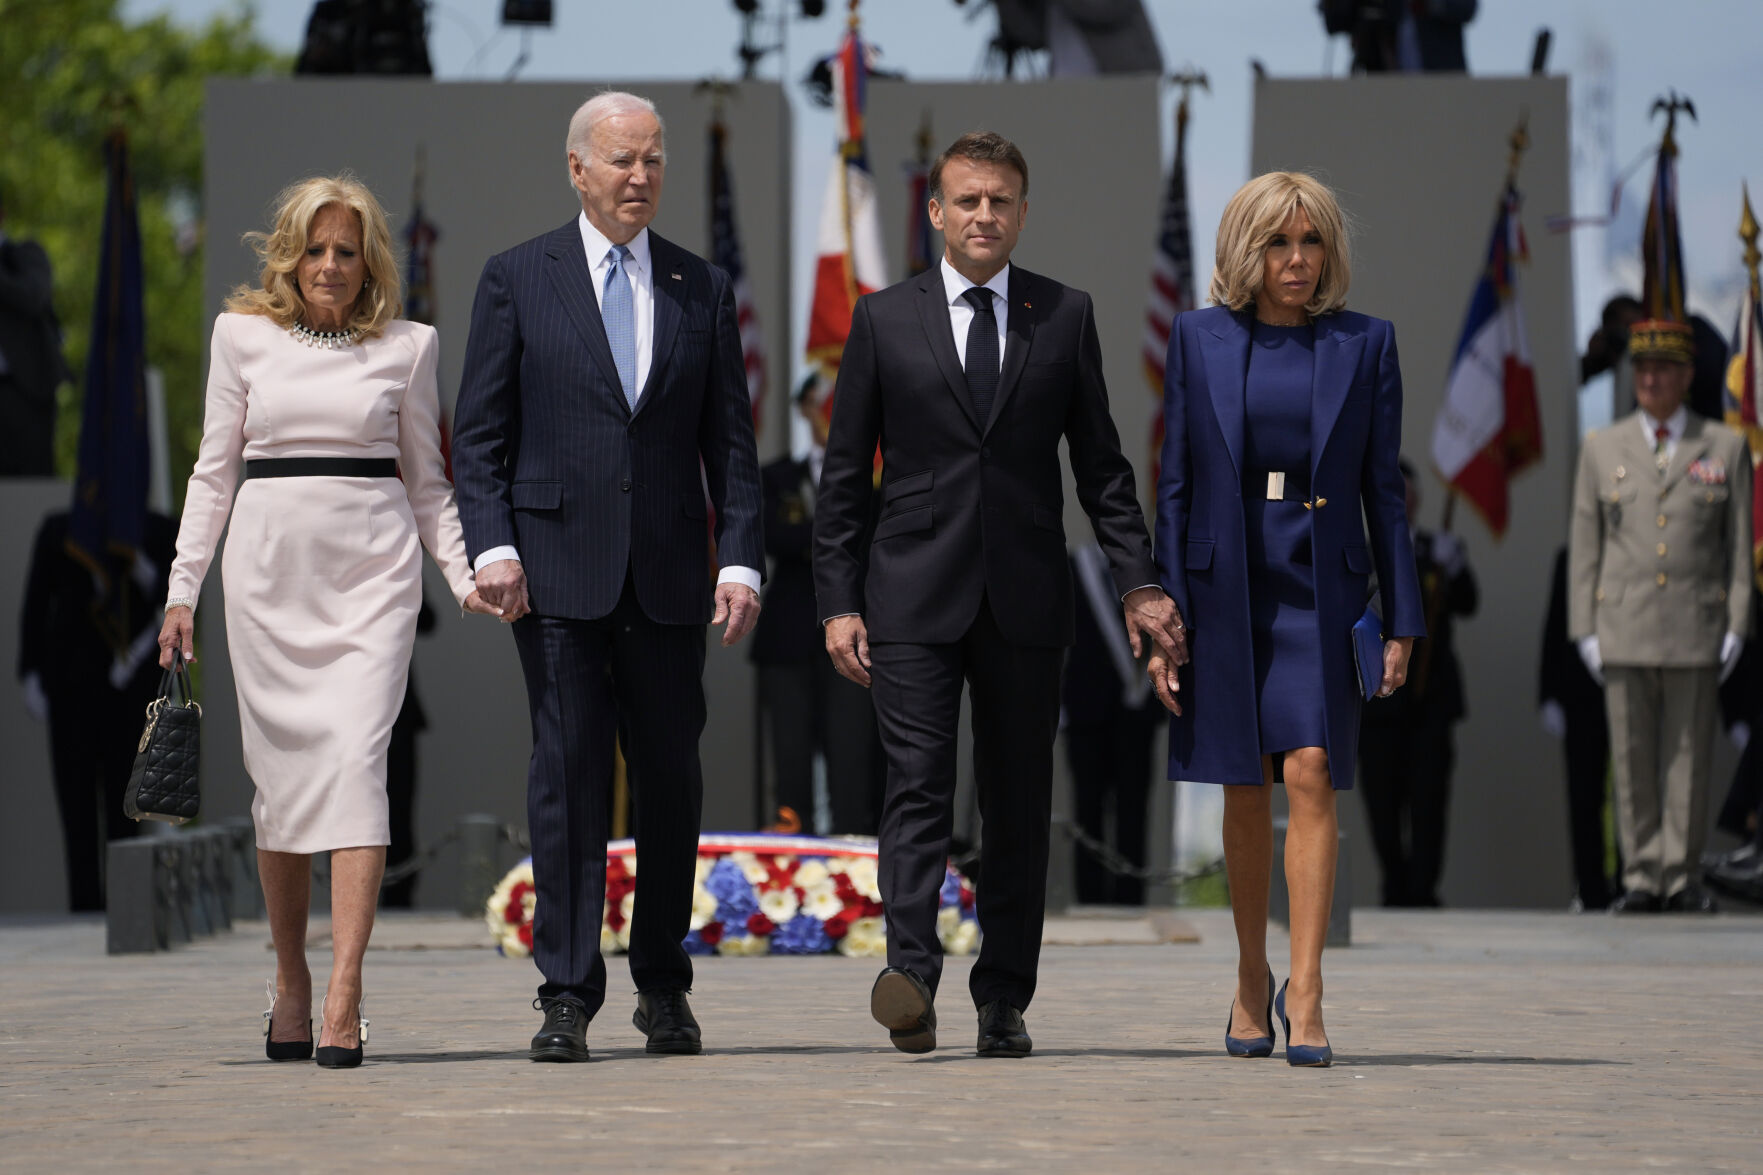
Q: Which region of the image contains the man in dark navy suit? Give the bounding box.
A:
[814,132,1183,1058]
[453,92,764,1062]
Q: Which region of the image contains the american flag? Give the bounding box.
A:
[1142,97,1198,487]
[402,146,440,326]
[709,117,767,431]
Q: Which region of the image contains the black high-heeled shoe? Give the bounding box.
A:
[1224,966,1276,1058]
[263,980,313,1062]
[314,996,369,1069]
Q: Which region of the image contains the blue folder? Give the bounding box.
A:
[1353,595,1384,702]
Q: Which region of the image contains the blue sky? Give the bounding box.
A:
[125,0,1763,374]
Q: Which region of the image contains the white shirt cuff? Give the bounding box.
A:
[474,546,521,574]
[718,565,762,594]
[1120,583,1162,601]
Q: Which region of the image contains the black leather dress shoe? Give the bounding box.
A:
[1665,884,1719,913]
[976,999,1032,1058]
[1609,890,1662,914]
[870,967,936,1054]
[633,989,702,1055]
[530,996,590,1062]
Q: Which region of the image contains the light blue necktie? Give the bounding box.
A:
[603,243,638,410]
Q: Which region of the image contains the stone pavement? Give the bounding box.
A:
[1,907,1758,1173]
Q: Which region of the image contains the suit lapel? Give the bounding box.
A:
[543,221,623,410]
[984,267,1039,437]
[635,233,685,418]
[913,275,980,433]
[1200,312,1250,478]
[1310,316,1366,477]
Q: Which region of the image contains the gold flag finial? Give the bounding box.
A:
[1651,90,1697,158]
[1505,108,1531,188]
[1741,182,1761,304]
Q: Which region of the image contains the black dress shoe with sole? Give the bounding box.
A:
[871,967,936,1054]
[633,989,703,1055]
[1665,884,1719,913]
[976,999,1032,1058]
[1609,889,1661,914]
[531,996,591,1062]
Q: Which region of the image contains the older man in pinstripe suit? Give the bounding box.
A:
[453,92,765,1062]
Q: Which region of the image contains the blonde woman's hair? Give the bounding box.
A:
[1208,171,1351,317]
[225,173,401,336]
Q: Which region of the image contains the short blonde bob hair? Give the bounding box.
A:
[225,173,401,336]
[1208,171,1351,317]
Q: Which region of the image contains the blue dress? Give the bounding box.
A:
[1242,321,1326,754]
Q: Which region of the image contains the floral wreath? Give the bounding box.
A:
[487,834,979,959]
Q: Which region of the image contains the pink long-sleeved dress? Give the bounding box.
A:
[166,313,475,853]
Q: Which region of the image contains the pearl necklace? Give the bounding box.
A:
[289,321,362,349]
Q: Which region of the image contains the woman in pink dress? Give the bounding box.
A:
[157,175,511,1068]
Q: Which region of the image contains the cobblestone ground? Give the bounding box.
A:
[1,908,1758,1172]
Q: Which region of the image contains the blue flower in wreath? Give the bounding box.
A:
[705,857,759,923]
[938,868,962,908]
[681,928,716,956]
[771,912,832,955]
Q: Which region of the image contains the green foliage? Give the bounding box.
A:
[0,0,288,496]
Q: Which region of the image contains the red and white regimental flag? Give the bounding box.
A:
[1430,186,1542,537]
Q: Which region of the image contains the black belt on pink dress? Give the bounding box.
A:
[244,458,397,479]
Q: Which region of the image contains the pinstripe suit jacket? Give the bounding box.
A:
[452,221,764,624]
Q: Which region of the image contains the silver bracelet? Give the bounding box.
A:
[164,597,195,613]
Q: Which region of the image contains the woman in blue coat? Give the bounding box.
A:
[1148,172,1425,1066]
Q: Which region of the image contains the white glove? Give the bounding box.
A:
[1731,721,1751,753]
[1430,531,1466,576]
[1720,631,1744,683]
[1576,635,1604,685]
[21,672,48,722]
[1539,699,1567,739]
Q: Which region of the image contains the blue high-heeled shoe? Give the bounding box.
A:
[1224,966,1276,1057]
[1274,979,1333,1068]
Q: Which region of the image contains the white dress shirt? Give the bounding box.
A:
[940,256,1009,372]
[1638,405,1688,463]
[474,212,759,594]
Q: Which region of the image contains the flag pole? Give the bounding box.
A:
[1740,182,1760,305]
[1439,110,1531,538]
[1416,112,1532,694]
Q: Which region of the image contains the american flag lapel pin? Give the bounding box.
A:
[1023,301,1032,309]
[671,271,683,281]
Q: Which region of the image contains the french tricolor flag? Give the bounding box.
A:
[804,25,887,374]
[1430,186,1542,537]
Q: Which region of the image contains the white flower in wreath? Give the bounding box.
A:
[600,926,620,955]
[793,859,831,890]
[720,932,770,957]
[693,855,712,883]
[616,920,632,951]
[942,917,979,957]
[801,884,844,921]
[837,916,888,958]
[936,904,961,940]
[843,857,881,900]
[759,887,799,924]
[731,851,770,886]
[622,853,638,876]
[690,884,719,931]
[620,890,637,923]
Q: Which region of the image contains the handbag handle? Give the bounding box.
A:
[158,649,197,708]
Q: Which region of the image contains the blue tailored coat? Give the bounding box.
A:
[1154,305,1426,787]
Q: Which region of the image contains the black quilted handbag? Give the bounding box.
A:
[124,652,202,824]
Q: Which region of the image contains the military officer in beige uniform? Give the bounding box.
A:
[1570,319,1752,914]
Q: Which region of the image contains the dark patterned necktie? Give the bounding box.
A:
[962,287,1000,426]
